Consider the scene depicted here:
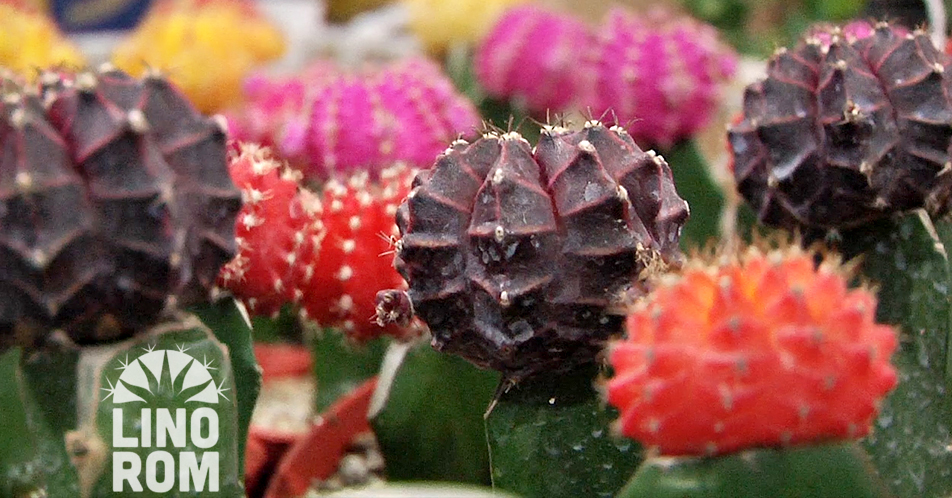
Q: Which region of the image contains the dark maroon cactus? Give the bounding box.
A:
[0,91,103,346]
[729,21,952,231]
[380,122,688,379]
[0,67,241,345]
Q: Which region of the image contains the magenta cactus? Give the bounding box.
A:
[226,72,309,151]
[475,5,591,114]
[230,58,480,181]
[583,8,737,147]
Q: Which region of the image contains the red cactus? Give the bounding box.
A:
[300,164,416,342]
[606,245,898,456]
[218,144,323,317]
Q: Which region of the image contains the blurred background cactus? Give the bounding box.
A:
[5,0,952,497]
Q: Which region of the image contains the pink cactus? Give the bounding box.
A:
[229,58,480,181]
[475,5,591,114]
[583,8,737,147]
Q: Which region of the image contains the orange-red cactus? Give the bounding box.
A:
[606,245,898,456]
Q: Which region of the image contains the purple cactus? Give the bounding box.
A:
[475,5,591,114]
[583,8,737,147]
[230,58,481,181]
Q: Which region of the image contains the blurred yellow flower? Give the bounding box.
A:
[402,0,528,54]
[0,1,85,78]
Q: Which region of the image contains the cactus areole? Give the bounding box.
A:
[376,122,689,379]
[729,21,952,231]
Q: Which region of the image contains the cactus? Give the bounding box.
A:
[225,71,311,155]
[400,0,528,54]
[607,244,897,456]
[299,164,417,342]
[232,58,481,182]
[0,66,257,497]
[112,0,285,113]
[2,68,241,345]
[217,146,418,342]
[217,144,323,317]
[475,5,590,115]
[376,121,688,380]
[726,18,952,498]
[616,442,890,498]
[582,7,737,148]
[472,6,737,149]
[602,242,897,496]
[728,21,952,232]
[837,214,952,498]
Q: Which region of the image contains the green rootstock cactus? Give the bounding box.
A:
[839,214,952,498]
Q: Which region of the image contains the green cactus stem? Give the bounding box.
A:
[485,364,643,498]
[832,212,952,498]
[371,343,499,484]
[616,441,889,498]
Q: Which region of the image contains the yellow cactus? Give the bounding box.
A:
[402,0,529,54]
[0,1,85,78]
[113,0,284,113]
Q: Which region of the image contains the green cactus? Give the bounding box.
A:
[485,365,643,498]
[371,343,499,484]
[616,442,889,498]
[833,213,952,498]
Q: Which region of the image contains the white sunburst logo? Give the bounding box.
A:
[105,344,226,493]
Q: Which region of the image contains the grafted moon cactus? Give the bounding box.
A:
[377,122,688,379]
[729,21,952,231]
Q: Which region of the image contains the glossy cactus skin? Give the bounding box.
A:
[584,8,736,147]
[729,22,952,231]
[0,68,242,343]
[385,122,688,379]
[607,245,898,457]
[475,6,590,114]
[237,58,481,181]
[112,0,285,113]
